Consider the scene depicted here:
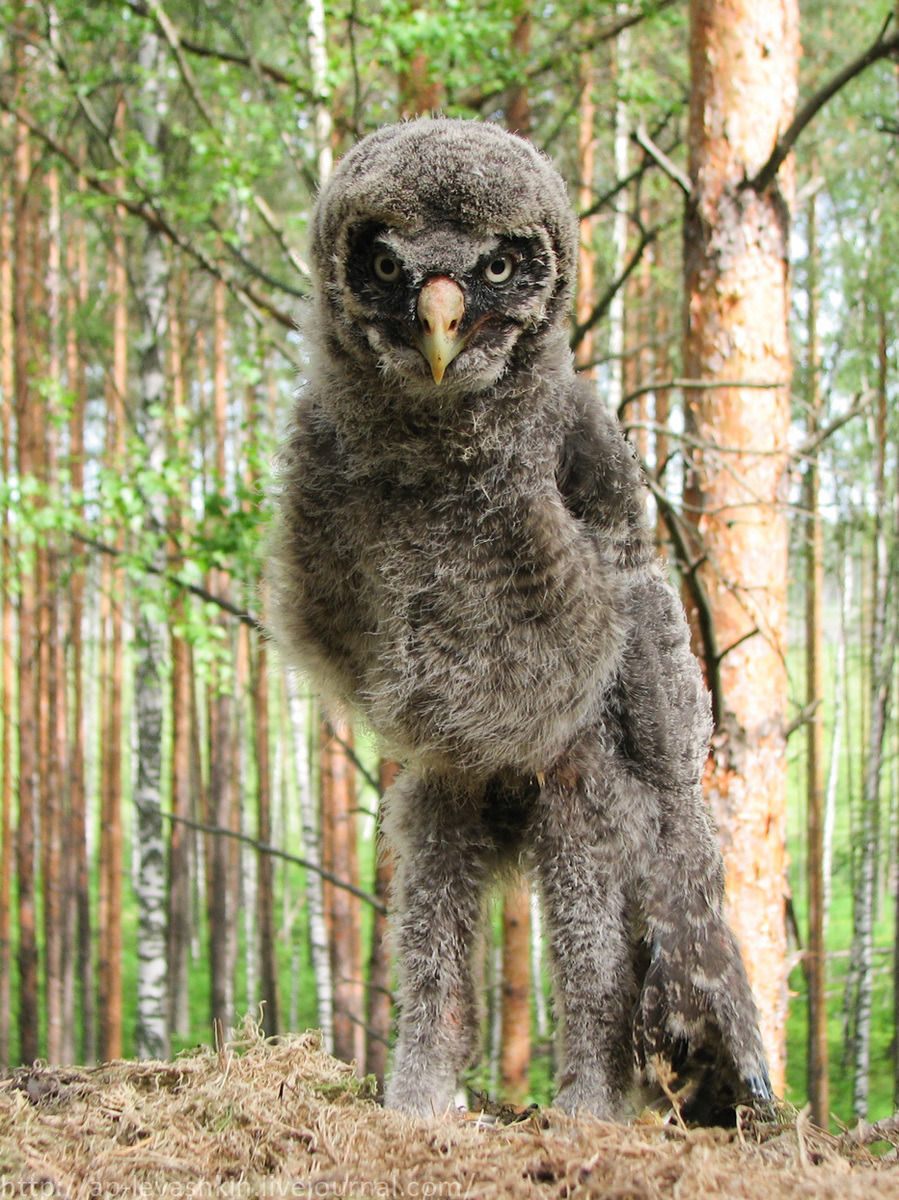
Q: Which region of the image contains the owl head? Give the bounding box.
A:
[309,119,578,397]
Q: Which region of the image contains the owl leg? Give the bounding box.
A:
[382,771,492,1117]
[530,780,639,1120]
[636,794,773,1118]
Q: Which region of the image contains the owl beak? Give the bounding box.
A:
[415,277,466,384]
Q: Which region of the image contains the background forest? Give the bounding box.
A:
[0,0,897,1135]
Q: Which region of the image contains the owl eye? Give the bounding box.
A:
[483,254,517,285]
[372,252,401,284]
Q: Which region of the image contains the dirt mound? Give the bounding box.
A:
[2,1017,898,1199]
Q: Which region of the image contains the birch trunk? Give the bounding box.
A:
[307,0,333,183]
[166,275,192,1041]
[851,312,892,1118]
[822,551,849,933]
[132,30,170,1060]
[803,187,828,1126]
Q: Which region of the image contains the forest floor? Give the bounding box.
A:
[2,1018,899,1199]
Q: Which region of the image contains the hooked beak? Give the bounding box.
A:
[414,277,466,384]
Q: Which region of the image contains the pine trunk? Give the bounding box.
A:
[13,95,41,1066]
[65,181,94,1063]
[505,3,532,137]
[254,641,280,1037]
[607,9,630,415]
[206,277,237,1036]
[0,110,16,1063]
[365,760,397,1093]
[287,679,333,1052]
[97,124,127,1065]
[500,879,531,1105]
[41,163,67,1064]
[320,720,364,1066]
[574,45,596,375]
[684,0,799,1091]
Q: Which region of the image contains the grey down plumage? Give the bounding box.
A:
[267,117,772,1122]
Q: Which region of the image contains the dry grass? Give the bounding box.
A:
[2,1017,899,1199]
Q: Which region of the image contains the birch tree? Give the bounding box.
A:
[803,185,828,1127]
[132,29,171,1061]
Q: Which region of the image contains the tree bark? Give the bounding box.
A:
[41,162,67,1064]
[365,760,397,1095]
[506,3,532,137]
[287,679,333,1053]
[132,30,171,1061]
[13,85,41,1066]
[607,5,630,414]
[574,45,596,375]
[0,110,16,1064]
[320,719,364,1066]
[852,307,892,1119]
[803,185,829,1127]
[206,277,237,1036]
[683,0,799,1093]
[500,878,531,1105]
[254,639,280,1037]
[65,174,94,1064]
[166,268,193,1042]
[97,102,128,1065]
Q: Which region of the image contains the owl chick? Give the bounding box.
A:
[267,118,773,1122]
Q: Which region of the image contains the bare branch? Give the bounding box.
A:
[0,97,297,330]
[457,0,680,112]
[142,0,311,288]
[749,16,899,193]
[570,225,660,351]
[640,470,724,727]
[619,377,786,417]
[784,700,823,740]
[71,531,264,633]
[322,719,382,796]
[163,812,387,915]
[633,123,691,196]
[122,0,314,96]
[791,391,871,463]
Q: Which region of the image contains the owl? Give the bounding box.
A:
[267,118,773,1123]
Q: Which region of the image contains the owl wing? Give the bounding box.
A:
[556,383,773,1120]
[555,380,654,572]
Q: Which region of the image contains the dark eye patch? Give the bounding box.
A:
[344,223,407,298]
[468,237,549,310]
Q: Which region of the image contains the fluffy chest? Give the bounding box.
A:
[340,467,628,771]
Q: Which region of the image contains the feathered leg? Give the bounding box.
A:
[636,793,773,1118]
[382,771,493,1117]
[530,775,640,1119]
